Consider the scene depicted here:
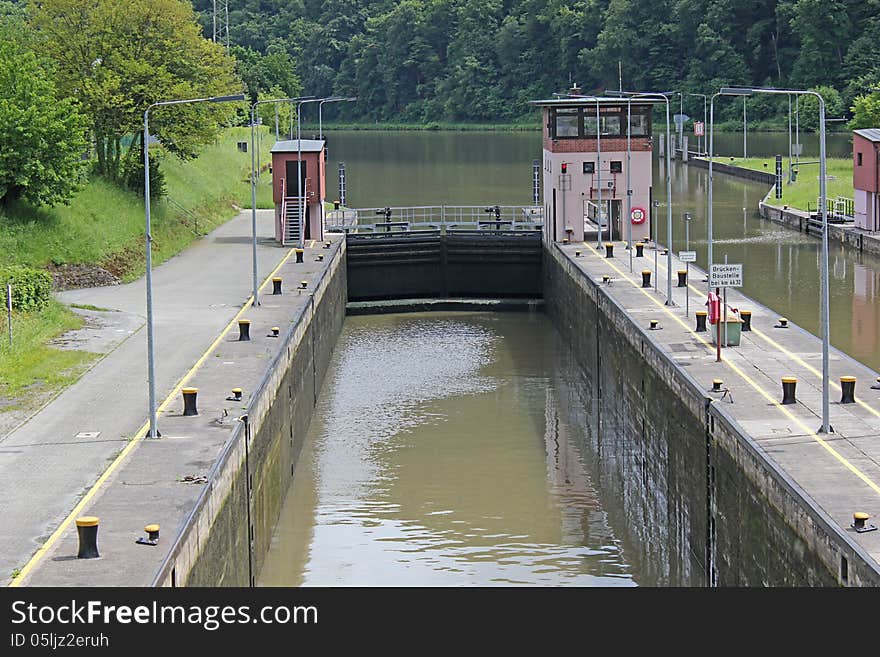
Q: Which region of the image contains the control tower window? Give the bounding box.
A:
[554,109,579,137]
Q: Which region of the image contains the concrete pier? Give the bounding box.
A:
[550,239,880,584]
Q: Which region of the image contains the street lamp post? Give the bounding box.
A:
[250,96,314,307]
[720,86,830,434]
[609,90,674,304]
[318,96,357,141]
[743,95,748,158]
[144,92,245,439]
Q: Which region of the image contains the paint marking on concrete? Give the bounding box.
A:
[9,247,299,587]
[653,256,880,421]
[581,243,880,498]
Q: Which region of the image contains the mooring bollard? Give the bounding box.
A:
[852,512,872,532]
[562,238,569,244]
[238,319,251,341]
[316,254,324,262]
[781,377,797,404]
[182,387,199,416]
[641,270,651,288]
[695,310,708,332]
[740,310,752,331]
[712,379,723,392]
[677,269,687,287]
[323,241,331,249]
[268,326,280,337]
[840,376,856,404]
[635,242,644,257]
[76,516,100,559]
[575,250,582,257]
[649,319,661,330]
[272,277,283,295]
[295,249,304,264]
[300,280,308,290]
[145,524,160,541]
[775,317,789,328]
[228,387,243,401]
[605,242,614,258]
[662,248,669,256]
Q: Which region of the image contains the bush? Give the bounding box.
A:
[0,266,53,311]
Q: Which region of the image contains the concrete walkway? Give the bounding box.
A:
[562,240,880,575]
[0,210,288,585]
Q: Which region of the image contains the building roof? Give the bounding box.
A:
[530,95,663,108]
[854,128,880,143]
[270,139,325,153]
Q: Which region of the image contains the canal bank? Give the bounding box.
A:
[687,155,880,257]
[546,241,880,585]
[15,236,347,587]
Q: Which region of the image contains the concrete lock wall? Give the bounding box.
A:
[543,243,880,586]
[153,244,347,587]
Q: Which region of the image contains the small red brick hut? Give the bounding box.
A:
[271,139,326,245]
[853,128,880,232]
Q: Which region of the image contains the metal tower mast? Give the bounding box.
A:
[212,0,229,49]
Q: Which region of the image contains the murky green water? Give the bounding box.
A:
[325,130,879,372]
[259,130,877,587]
[258,312,636,586]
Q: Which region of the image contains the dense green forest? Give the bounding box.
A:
[193,0,880,126]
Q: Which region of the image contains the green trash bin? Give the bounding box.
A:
[711,313,742,346]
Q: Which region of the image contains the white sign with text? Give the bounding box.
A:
[709,263,743,287]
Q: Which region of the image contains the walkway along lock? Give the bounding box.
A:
[781,377,797,405]
[695,310,708,332]
[840,376,856,404]
[641,270,652,288]
[635,242,644,257]
[272,277,283,295]
[740,310,752,331]
[677,269,687,287]
[238,319,251,341]
[182,387,199,416]
[605,242,614,258]
[76,516,99,559]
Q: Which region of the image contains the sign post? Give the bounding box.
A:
[6,283,12,347]
[709,262,744,357]
[679,250,696,316]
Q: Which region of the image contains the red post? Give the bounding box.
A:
[715,287,722,362]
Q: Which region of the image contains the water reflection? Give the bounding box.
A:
[258,313,636,586]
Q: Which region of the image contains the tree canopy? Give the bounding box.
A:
[190,0,880,128]
[0,16,88,207]
[28,0,243,181]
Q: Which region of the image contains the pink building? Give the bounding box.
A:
[271,139,327,245]
[530,95,658,243]
[853,129,880,232]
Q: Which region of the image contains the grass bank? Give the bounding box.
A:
[0,126,274,281]
[0,126,274,419]
[721,156,852,212]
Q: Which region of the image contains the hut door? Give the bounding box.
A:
[285,160,307,198]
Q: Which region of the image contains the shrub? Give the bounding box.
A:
[0,266,53,311]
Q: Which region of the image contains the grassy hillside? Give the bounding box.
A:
[0,126,274,420]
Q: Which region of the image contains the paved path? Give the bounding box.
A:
[0,210,287,585]
[562,240,880,575]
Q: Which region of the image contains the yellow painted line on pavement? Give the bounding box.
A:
[653,255,880,421]
[580,243,880,497]
[10,247,299,587]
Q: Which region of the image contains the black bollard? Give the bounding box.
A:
[238,319,251,341]
[182,387,199,416]
[76,516,100,559]
[695,311,708,332]
[740,310,752,331]
[677,270,687,287]
[605,242,614,258]
[272,277,283,295]
[840,376,856,404]
[711,379,723,392]
[781,377,797,405]
[641,270,651,288]
[295,249,304,264]
[145,524,160,542]
[635,242,644,257]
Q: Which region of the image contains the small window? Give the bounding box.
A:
[554,109,579,138]
[857,152,863,166]
[583,162,595,174]
[610,161,623,174]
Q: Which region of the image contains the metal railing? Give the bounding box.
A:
[325,205,543,233]
[813,196,854,223]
